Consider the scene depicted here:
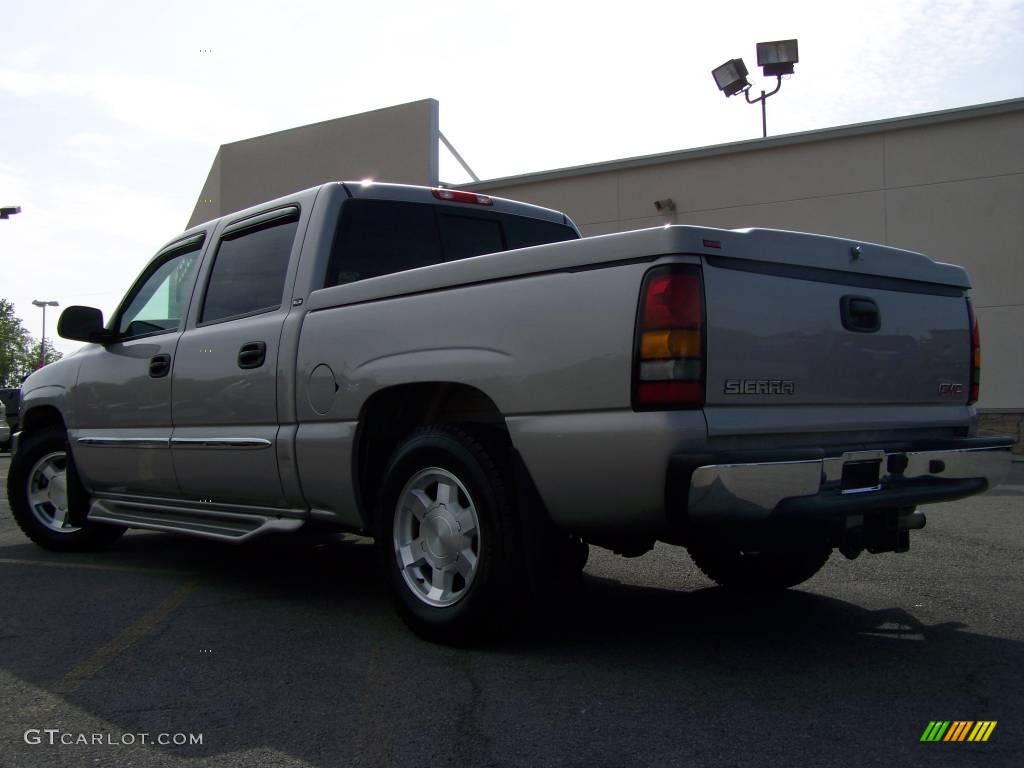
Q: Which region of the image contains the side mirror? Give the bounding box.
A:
[58,306,112,344]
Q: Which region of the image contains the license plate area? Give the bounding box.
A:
[841,460,882,494]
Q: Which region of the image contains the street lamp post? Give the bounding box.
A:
[0,206,21,220]
[31,299,59,369]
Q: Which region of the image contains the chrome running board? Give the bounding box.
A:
[87,498,304,542]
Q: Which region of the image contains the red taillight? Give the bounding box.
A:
[634,265,704,409]
[643,272,702,328]
[967,298,980,405]
[431,188,494,206]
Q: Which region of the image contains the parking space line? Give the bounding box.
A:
[53,581,199,698]
[0,557,199,577]
[20,580,199,720]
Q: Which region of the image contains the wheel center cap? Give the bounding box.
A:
[49,474,68,511]
[423,507,458,563]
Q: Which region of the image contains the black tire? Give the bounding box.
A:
[687,536,832,590]
[374,425,521,644]
[7,425,125,551]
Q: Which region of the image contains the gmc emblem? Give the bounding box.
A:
[938,382,965,396]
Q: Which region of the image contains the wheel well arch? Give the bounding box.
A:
[18,405,66,437]
[353,382,512,529]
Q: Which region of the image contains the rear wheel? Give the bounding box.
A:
[7,426,125,551]
[375,426,521,644]
[687,536,832,590]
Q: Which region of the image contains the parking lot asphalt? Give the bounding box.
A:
[1,453,1021,768]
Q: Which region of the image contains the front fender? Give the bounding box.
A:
[19,353,83,430]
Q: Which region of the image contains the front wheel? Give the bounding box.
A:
[375,426,521,644]
[687,536,832,590]
[7,426,125,551]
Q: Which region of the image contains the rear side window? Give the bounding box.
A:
[504,216,579,250]
[326,199,578,287]
[328,200,441,286]
[202,215,298,323]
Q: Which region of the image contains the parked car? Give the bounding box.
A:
[1,387,21,430]
[0,399,9,452]
[1,387,24,452]
[6,181,1013,642]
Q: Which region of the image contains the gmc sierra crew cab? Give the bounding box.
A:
[7,181,1013,642]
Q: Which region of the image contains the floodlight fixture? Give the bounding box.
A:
[712,59,750,97]
[1,205,21,219]
[711,38,798,137]
[756,39,799,77]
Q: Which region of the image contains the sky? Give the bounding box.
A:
[1,0,1022,355]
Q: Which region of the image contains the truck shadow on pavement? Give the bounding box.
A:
[2,531,1020,767]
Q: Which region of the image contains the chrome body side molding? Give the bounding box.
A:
[77,437,272,449]
[170,438,273,449]
[77,437,171,448]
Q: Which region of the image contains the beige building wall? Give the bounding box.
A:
[187,99,439,228]
[469,100,1024,420]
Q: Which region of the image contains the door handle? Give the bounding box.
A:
[149,354,171,378]
[840,295,881,333]
[237,341,267,369]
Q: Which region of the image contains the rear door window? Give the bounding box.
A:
[201,213,298,323]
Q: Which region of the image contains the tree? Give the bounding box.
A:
[0,299,63,386]
[26,338,63,370]
[0,299,31,387]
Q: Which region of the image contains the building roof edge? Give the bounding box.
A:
[464,97,1024,190]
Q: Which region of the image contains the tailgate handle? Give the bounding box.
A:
[840,296,880,333]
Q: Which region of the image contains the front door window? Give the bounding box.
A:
[118,247,201,338]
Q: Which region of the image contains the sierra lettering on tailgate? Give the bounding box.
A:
[724,379,795,395]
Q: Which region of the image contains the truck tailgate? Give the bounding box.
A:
[702,230,973,410]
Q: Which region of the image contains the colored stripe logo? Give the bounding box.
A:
[920,721,997,742]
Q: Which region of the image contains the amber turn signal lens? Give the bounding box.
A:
[640,330,701,360]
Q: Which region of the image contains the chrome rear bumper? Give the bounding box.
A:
[682,439,1014,522]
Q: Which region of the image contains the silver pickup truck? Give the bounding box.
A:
[7,181,1013,641]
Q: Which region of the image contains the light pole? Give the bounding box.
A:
[1,206,21,220]
[712,39,799,138]
[32,299,59,369]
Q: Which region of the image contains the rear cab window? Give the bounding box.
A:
[326,199,577,287]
